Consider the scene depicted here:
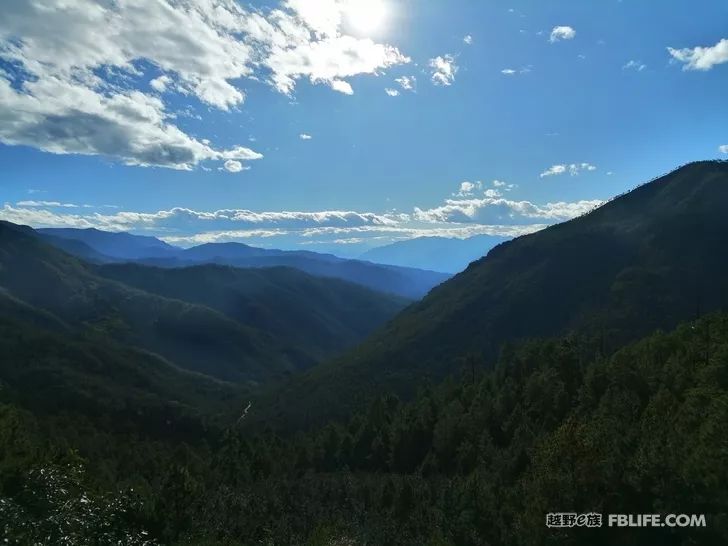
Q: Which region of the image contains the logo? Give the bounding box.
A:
[546,513,603,528]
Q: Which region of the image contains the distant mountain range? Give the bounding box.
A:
[1,221,407,384]
[359,234,511,273]
[39,228,450,300]
[259,160,728,427]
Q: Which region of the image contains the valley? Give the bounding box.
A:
[2,162,728,545]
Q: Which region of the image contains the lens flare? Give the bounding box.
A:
[345,0,389,34]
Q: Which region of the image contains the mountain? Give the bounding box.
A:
[0,221,407,382]
[0,304,238,440]
[260,160,728,426]
[40,231,451,300]
[37,233,116,264]
[359,234,511,273]
[37,227,178,260]
[151,243,451,300]
[95,262,408,366]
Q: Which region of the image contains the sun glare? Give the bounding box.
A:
[345,0,389,34]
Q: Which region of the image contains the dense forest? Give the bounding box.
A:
[2,313,726,544]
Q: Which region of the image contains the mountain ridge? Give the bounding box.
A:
[256,160,728,427]
[0,221,408,383]
[39,229,450,299]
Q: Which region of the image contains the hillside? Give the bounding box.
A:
[360,234,510,273]
[96,263,407,365]
[0,307,238,441]
[0,221,406,382]
[260,160,728,426]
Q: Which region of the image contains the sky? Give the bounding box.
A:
[1,0,727,256]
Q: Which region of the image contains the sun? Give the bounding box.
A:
[344,0,389,34]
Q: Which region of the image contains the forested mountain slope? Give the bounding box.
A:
[260,161,728,426]
[96,263,407,365]
[3,313,726,545]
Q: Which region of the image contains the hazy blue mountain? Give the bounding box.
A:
[38,227,178,260]
[259,160,728,427]
[40,231,450,300]
[37,233,115,264]
[170,243,451,299]
[359,234,511,273]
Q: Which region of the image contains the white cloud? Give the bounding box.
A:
[223,160,245,173]
[0,204,400,234]
[150,75,172,93]
[720,145,728,154]
[0,77,263,170]
[550,26,576,43]
[16,200,83,209]
[492,180,518,191]
[299,133,313,140]
[265,35,408,95]
[414,197,603,225]
[395,76,416,91]
[668,38,728,71]
[329,79,355,95]
[540,163,597,178]
[455,181,482,197]
[429,55,458,86]
[284,0,343,38]
[502,66,531,76]
[623,60,646,72]
[454,180,515,197]
[0,0,410,170]
[540,165,567,177]
[2,189,606,250]
[463,35,473,45]
[385,88,400,96]
[161,223,547,248]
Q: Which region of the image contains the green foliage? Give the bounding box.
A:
[3,314,727,544]
[1,462,156,545]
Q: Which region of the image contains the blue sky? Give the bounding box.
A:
[1,0,727,255]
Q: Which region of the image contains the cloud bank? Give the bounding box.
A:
[1,183,605,251]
